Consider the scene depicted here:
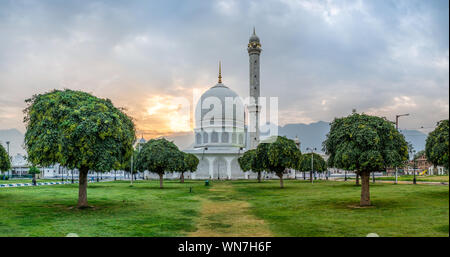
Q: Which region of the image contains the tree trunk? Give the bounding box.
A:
[257,171,261,183]
[278,173,284,188]
[180,172,184,183]
[360,171,371,206]
[355,173,360,185]
[32,174,36,186]
[159,173,164,189]
[77,166,89,208]
[310,170,313,183]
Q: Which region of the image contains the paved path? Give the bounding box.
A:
[189,182,273,237]
[0,179,114,188]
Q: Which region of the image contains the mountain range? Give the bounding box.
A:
[0,121,428,157]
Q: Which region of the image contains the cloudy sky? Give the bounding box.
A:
[0,0,448,138]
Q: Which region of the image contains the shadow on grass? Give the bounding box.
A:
[434,224,449,233]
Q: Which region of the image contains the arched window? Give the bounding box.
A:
[221,132,229,143]
[196,133,202,144]
[203,132,209,143]
[211,131,219,143]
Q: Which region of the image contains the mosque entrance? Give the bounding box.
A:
[214,158,227,180]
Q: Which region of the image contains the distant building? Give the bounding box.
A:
[410,153,432,171]
[11,153,29,177]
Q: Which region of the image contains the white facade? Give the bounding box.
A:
[183,30,264,180]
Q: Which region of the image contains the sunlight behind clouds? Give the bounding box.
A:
[0,0,447,137]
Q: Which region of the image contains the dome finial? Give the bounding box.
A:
[218,61,222,83]
[253,26,256,35]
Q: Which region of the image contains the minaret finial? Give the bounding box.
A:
[218,61,222,83]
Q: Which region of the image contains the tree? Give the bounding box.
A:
[28,166,40,185]
[425,120,449,171]
[238,149,265,182]
[181,153,199,183]
[0,144,11,174]
[24,89,135,208]
[413,150,426,161]
[297,153,326,180]
[323,113,408,206]
[136,138,184,188]
[257,136,301,188]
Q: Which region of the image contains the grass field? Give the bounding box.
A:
[0,179,448,237]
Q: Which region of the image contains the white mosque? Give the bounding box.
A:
[182,29,264,180]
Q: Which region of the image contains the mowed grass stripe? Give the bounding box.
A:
[189,182,273,237]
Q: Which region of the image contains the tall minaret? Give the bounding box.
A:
[247,27,262,149]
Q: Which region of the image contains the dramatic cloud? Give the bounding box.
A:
[0,0,448,137]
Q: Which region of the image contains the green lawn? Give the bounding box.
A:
[0,179,448,237]
[230,180,449,237]
[0,180,207,236]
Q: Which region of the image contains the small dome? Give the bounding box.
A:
[249,34,260,43]
[249,27,260,43]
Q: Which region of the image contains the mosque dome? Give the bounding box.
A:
[193,63,246,149]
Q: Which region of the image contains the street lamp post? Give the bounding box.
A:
[6,141,10,178]
[306,147,316,184]
[395,114,409,184]
[413,150,417,184]
[130,154,133,186]
[138,143,142,180]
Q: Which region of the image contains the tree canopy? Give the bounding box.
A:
[256,136,301,188]
[28,166,41,174]
[0,144,11,172]
[413,150,426,161]
[136,138,184,188]
[179,153,199,183]
[425,119,449,170]
[183,153,199,173]
[323,113,408,206]
[323,113,408,173]
[238,149,265,182]
[297,153,327,172]
[23,89,135,207]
